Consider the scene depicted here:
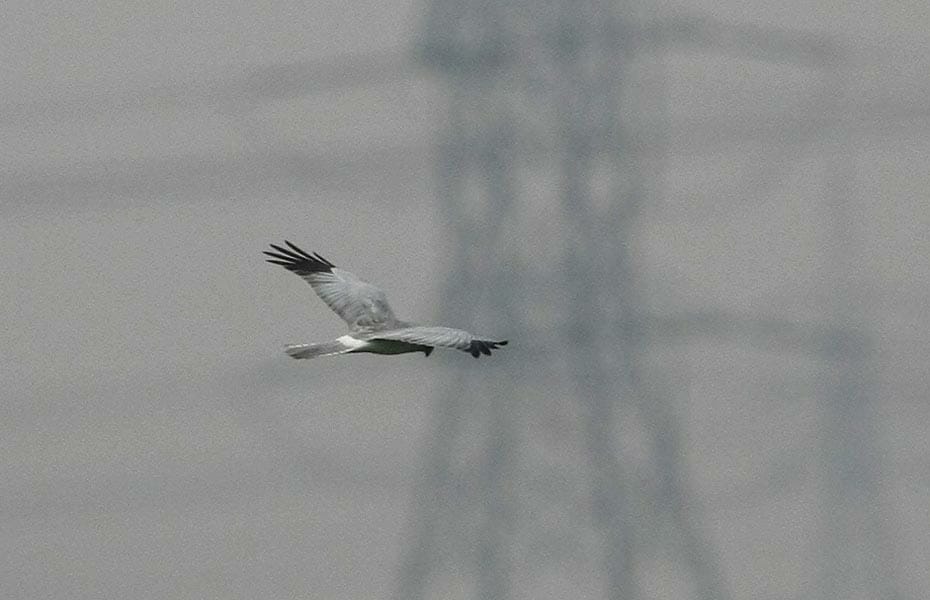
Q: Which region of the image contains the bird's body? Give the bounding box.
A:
[264,241,508,359]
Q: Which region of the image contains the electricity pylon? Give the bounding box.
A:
[394,2,896,599]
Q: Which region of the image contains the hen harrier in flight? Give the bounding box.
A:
[264,241,508,360]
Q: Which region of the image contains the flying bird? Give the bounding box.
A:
[264,241,508,360]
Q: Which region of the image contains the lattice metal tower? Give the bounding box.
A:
[393,2,898,600]
[393,2,728,599]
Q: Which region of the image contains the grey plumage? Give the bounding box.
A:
[357,326,507,358]
[284,340,355,360]
[264,241,508,359]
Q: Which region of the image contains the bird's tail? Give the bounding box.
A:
[284,340,353,360]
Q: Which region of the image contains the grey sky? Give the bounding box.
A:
[3,1,929,599]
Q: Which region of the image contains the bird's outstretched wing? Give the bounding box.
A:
[264,241,396,330]
[363,326,508,358]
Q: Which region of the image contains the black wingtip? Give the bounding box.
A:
[264,241,335,273]
[284,240,315,260]
[468,339,508,358]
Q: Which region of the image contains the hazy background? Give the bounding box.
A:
[3,1,928,599]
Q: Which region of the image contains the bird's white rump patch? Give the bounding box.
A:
[336,335,369,350]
